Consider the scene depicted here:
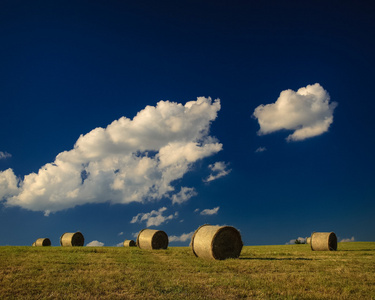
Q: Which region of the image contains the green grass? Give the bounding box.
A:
[0,242,374,299]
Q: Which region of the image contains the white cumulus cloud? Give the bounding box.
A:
[130,207,178,227]
[169,231,194,242]
[200,206,220,215]
[0,168,20,200]
[340,236,355,243]
[86,240,104,247]
[204,161,231,183]
[1,97,221,215]
[253,83,337,141]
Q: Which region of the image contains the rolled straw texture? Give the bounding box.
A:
[34,238,51,247]
[60,232,85,247]
[311,232,337,251]
[136,229,168,250]
[123,239,136,247]
[191,224,243,260]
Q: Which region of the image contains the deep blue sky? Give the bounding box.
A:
[1,0,374,246]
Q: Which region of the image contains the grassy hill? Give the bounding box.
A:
[0,242,374,299]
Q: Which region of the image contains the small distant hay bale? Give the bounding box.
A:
[32,242,36,247]
[123,239,136,247]
[136,229,168,250]
[310,232,337,251]
[306,237,311,245]
[60,232,85,247]
[191,224,243,260]
[33,238,51,247]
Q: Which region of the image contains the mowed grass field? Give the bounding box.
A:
[0,242,374,299]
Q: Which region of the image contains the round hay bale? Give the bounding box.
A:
[34,238,51,247]
[32,242,36,247]
[136,229,168,250]
[306,237,311,245]
[123,239,136,247]
[191,224,243,260]
[310,232,337,251]
[60,232,84,247]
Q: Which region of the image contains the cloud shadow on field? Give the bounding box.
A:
[239,257,313,261]
[339,249,375,252]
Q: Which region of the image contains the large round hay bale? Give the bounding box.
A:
[123,239,136,247]
[310,232,337,251]
[191,224,243,260]
[306,237,311,245]
[60,232,84,247]
[136,229,168,250]
[33,238,51,247]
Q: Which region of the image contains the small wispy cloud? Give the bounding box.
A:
[130,207,178,227]
[286,237,308,245]
[204,161,231,183]
[253,83,337,141]
[340,236,355,243]
[200,206,220,216]
[0,151,12,159]
[171,187,197,204]
[169,231,195,242]
[118,232,124,236]
[86,240,104,247]
[255,147,267,153]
